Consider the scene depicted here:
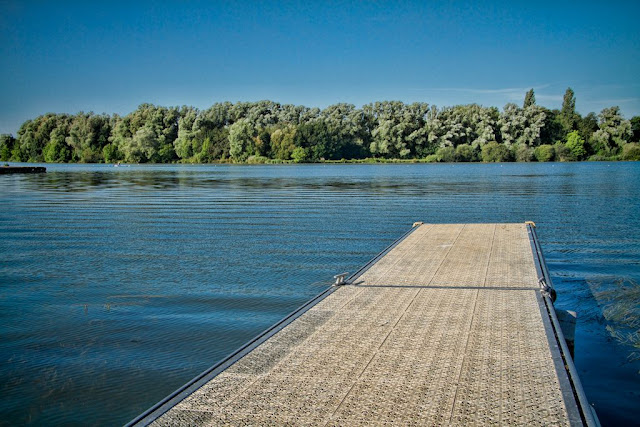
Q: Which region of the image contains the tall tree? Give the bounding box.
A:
[523,89,536,108]
[17,114,72,162]
[559,87,578,133]
[368,101,429,158]
[0,134,16,161]
[270,125,297,160]
[498,104,546,147]
[43,125,72,162]
[294,120,337,160]
[428,104,497,150]
[109,104,178,163]
[198,127,230,161]
[578,112,598,154]
[174,107,200,159]
[228,118,256,161]
[539,109,565,145]
[66,113,111,162]
[591,106,632,154]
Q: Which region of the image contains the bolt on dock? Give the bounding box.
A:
[129,223,598,426]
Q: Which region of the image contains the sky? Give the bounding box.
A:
[1,0,639,134]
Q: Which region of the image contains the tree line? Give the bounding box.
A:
[2,88,639,164]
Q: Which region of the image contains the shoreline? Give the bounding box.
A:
[3,157,635,167]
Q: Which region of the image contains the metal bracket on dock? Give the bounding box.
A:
[333,273,349,286]
[539,278,557,302]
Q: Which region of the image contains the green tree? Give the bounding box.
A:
[369,101,430,158]
[294,120,337,160]
[559,87,578,133]
[270,125,297,160]
[66,113,111,162]
[621,143,640,160]
[591,106,632,154]
[534,145,555,162]
[481,141,511,162]
[553,142,575,161]
[246,100,281,128]
[320,103,368,158]
[43,126,71,162]
[199,102,233,128]
[198,127,230,162]
[291,146,309,163]
[454,144,476,162]
[435,146,455,162]
[17,114,72,162]
[156,141,177,163]
[0,134,16,161]
[102,144,120,163]
[565,131,586,160]
[523,89,536,108]
[498,104,525,147]
[539,109,565,146]
[174,107,200,159]
[255,129,271,157]
[110,104,179,163]
[229,118,256,161]
[514,144,534,162]
[578,112,598,154]
[498,104,546,147]
[428,104,498,150]
[122,126,159,163]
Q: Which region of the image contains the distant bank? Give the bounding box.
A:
[2,88,639,165]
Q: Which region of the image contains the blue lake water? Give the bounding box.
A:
[1,162,639,426]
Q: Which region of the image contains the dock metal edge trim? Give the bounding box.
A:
[535,291,583,426]
[126,222,422,426]
[526,223,600,427]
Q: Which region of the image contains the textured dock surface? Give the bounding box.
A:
[147,223,586,426]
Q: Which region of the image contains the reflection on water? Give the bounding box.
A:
[1,162,639,425]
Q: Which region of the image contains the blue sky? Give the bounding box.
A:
[1,0,638,134]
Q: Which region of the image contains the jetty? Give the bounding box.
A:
[129,223,598,426]
[0,165,46,174]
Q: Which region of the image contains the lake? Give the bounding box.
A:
[1,162,639,426]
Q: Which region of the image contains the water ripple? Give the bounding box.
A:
[1,162,639,425]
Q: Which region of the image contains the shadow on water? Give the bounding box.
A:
[589,278,640,362]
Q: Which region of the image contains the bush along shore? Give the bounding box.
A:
[2,88,639,164]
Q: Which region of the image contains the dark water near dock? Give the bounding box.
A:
[1,162,639,426]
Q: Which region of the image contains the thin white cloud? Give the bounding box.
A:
[585,83,640,91]
[588,98,638,105]
[410,84,551,95]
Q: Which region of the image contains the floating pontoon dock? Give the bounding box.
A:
[129,223,597,426]
[0,166,46,174]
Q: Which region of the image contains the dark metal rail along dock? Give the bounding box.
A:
[129,222,598,426]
